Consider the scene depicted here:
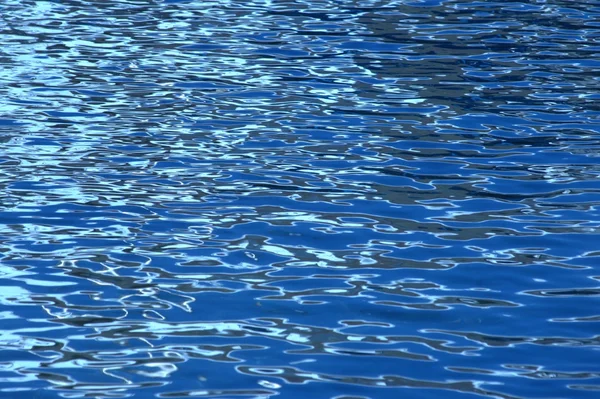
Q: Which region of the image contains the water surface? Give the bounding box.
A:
[1,1,600,398]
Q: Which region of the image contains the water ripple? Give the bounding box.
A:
[1,0,599,398]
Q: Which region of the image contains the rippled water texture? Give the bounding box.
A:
[1,0,600,398]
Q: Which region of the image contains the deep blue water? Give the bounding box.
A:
[1,0,600,398]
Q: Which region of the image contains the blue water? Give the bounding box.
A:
[1,0,599,398]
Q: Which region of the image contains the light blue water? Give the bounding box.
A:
[1,1,599,398]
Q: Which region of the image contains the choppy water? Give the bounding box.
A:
[1,0,600,398]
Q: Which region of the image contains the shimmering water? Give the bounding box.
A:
[1,0,599,398]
